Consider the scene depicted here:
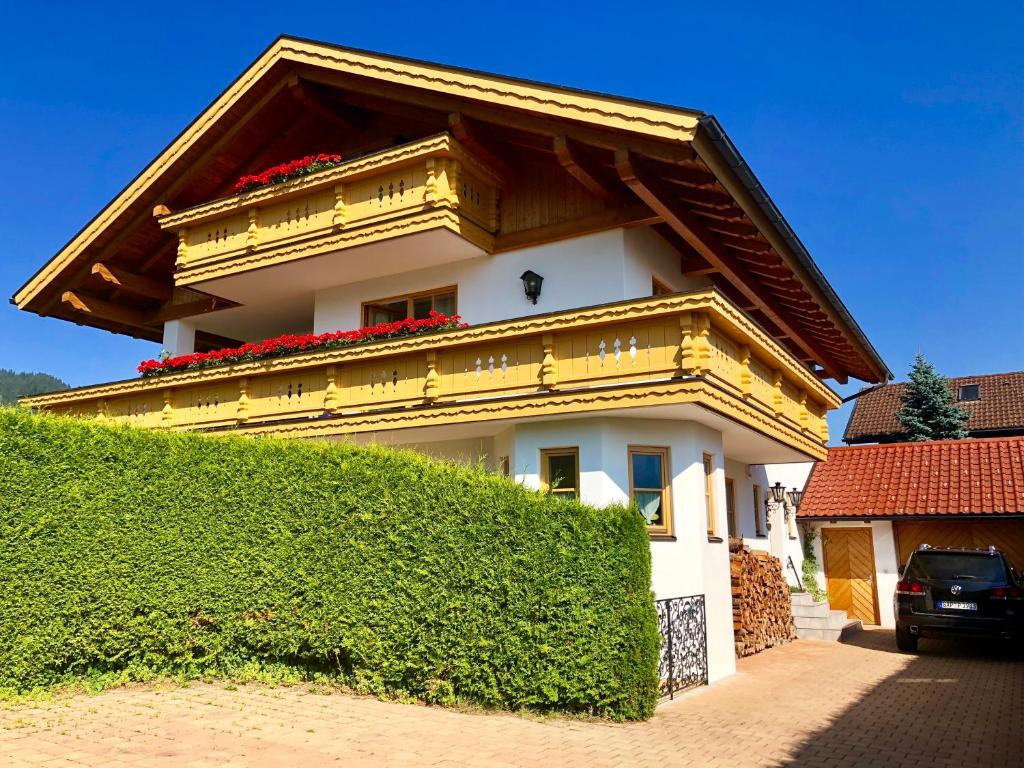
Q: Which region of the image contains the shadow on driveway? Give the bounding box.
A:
[780,629,1024,767]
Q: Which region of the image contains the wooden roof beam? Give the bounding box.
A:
[91,263,171,302]
[40,74,296,315]
[448,112,512,181]
[62,291,150,327]
[699,217,760,238]
[63,289,229,327]
[659,165,720,189]
[493,203,658,253]
[680,255,719,277]
[719,235,774,254]
[553,134,617,203]
[300,67,700,166]
[614,149,848,383]
[152,295,227,323]
[287,75,366,134]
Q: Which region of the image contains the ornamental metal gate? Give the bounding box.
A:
[655,594,708,699]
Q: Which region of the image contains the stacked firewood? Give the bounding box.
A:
[729,540,797,657]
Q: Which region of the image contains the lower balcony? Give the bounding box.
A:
[20,289,840,459]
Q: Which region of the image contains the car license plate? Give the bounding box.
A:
[938,600,977,611]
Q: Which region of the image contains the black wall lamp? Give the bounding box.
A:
[787,488,804,509]
[764,481,786,531]
[520,270,544,304]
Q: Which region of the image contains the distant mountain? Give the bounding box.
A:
[0,369,69,404]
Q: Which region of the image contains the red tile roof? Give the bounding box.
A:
[799,436,1024,518]
[843,370,1024,443]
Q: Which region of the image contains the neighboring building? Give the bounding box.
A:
[12,36,889,683]
[798,436,1024,628]
[844,370,1024,444]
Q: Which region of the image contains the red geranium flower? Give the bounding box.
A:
[232,153,345,194]
[137,313,468,377]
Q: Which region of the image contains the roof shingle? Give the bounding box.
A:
[844,370,1024,443]
[799,436,1024,519]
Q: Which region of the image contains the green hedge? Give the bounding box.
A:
[0,408,659,719]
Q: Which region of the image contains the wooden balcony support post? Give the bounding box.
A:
[175,229,188,268]
[161,389,173,427]
[96,399,107,422]
[237,377,251,422]
[424,158,439,205]
[680,311,710,375]
[424,352,440,402]
[819,411,830,444]
[771,370,784,417]
[540,333,557,389]
[738,344,752,397]
[324,365,340,413]
[332,184,347,229]
[245,209,259,251]
[798,389,810,433]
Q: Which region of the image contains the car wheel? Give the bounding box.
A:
[896,627,918,653]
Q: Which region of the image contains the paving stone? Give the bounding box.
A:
[0,630,1021,767]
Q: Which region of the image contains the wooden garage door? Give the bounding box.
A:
[821,528,879,625]
[894,520,1024,571]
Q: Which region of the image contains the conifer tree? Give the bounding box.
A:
[896,355,970,441]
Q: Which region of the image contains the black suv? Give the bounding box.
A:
[894,545,1023,652]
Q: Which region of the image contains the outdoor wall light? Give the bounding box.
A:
[520,270,544,304]
[765,481,786,532]
[787,488,804,509]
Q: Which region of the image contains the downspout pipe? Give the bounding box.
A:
[697,115,892,383]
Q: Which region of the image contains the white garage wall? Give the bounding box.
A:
[808,519,899,628]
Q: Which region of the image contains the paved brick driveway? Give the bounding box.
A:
[2,630,1021,767]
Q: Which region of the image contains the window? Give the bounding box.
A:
[362,287,456,326]
[725,478,737,538]
[958,384,980,402]
[753,484,764,535]
[629,446,672,536]
[652,276,673,296]
[541,448,579,500]
[703,453,716,536]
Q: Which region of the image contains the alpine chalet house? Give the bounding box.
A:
[13,36,889,684]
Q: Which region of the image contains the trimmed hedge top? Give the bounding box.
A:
[0,408,659,719]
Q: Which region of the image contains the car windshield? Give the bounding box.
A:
[906,552,1007,583]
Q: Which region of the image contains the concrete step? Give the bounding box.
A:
[794,610,849,631]
[839,619,864,641]
[790,591,864,642]
[795,620,862,642]
[791,600,833,619]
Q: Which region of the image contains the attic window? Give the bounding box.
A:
[958,384,980,402]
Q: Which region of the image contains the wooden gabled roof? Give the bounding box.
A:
[12,35,889,382]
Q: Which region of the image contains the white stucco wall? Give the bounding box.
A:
[807,519,899,628]
[395,436,497,471]
[162,319,197,357]
[749,462,815,586]
[512,417,736,683]
[312,227,709,333]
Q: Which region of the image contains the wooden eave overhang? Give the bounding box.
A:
[12,34,889,383]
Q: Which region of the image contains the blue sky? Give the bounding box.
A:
[1,2,1021,440]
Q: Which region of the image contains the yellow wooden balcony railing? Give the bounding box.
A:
[158,133,502,286]
[21,290,840,459]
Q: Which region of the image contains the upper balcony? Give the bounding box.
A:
[21,289,840,460]
[159,133,502,288]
